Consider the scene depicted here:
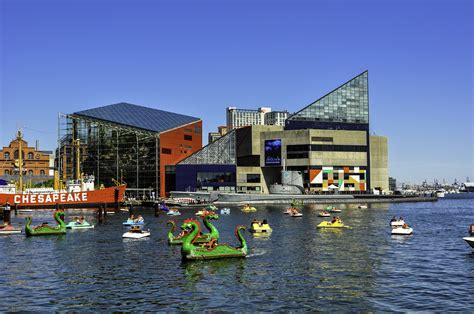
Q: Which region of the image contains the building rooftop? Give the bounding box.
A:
[74,102,200,133]
[287,71,369,124]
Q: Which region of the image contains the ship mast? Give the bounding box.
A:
[74,139,81,181]
[17,130,23,193]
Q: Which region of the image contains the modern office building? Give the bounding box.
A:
[226,107,288,129]
[264,111,289,126]
[176,71,389,194]
[57,102,202,198]
[389,177,397,191]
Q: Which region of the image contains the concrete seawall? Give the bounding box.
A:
[215,196,437,205]
[170,191,437,205]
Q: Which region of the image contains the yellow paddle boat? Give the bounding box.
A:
[249,219,272,233]
[241,204,257,212]
[316,220,349,228]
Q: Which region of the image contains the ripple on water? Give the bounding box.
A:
[1,199,473,311]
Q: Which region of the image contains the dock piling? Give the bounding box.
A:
[3,205,11,224]
[98,206,103,224]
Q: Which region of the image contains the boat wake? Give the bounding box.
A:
[247,249,266,258]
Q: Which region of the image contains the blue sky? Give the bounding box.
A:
[1,0,472,184]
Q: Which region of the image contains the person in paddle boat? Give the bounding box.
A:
[130,215,136,222]
[331,216,337,223]
[390,216,397,223]
[136,215,144,223]
[177,227,191,238]
[34,222,49,230]
[262,219,268,226]
[130,225,142,233]
[203,238,217,250]
[76,216,85,225]
[402,223,409,229]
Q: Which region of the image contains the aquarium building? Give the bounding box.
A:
[176,71,389,194]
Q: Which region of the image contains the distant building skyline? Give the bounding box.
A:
[226,106,289,130]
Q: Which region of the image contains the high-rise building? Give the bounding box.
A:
[389,177,397,191]
[226,107,287,129]
[264,111,289,126]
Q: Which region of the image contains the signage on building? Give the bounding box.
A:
[13,192,88,204]
[265,139,282,166]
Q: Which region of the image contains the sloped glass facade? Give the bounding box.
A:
[287,71,368,125]
[58,116,159,196]
[179,130,236,165]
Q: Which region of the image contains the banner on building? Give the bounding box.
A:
[264,139,282,166]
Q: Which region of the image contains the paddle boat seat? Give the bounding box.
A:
[250,220,272,233]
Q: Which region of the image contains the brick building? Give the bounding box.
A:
[0,131,52,184]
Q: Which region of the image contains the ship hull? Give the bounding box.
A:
[0,185,126,207]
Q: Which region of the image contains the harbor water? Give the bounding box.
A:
[1,199,473,311]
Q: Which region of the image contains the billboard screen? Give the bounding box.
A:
[265,139,282,166]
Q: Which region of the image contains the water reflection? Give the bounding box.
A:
[250,233,272,241]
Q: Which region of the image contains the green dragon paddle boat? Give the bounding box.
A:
[180,218,247,260]
[167,211,220,245]
[25,209,67,236]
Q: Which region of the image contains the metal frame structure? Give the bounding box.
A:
[56,114,160,198]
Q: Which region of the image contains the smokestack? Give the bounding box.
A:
[36,140,39,151]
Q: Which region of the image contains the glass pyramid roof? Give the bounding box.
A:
[288,71,369,124]
[179,130,236,165]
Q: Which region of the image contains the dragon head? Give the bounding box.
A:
[202,211,219,220]
[235,225,246,237]
[54,209,65,222]
[180,218,200,232]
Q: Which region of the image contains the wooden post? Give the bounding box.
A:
[3,205,11,224]
[154,202,159,217]
[56,203,59,211]
[14,204,18,216]
[114,188,119,213]
[98,206,103,224]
